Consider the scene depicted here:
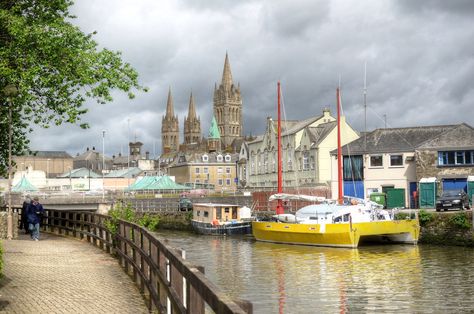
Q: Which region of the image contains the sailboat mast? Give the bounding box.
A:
[337,87,343,204]
[276,81,284,214]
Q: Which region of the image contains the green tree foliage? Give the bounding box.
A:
[0,0,145,175]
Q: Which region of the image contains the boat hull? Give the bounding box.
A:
[252,219,419,248]
[192,220,252,235]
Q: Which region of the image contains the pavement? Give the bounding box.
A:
[0,231,149,313]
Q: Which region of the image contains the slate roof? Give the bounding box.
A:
[336,124,458,155]
[306,122,337,148]
[23,151,72,158]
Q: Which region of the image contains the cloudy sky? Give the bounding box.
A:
[30,0,474,158]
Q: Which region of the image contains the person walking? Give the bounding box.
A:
[26,197,45,241]
[19,195,31,234]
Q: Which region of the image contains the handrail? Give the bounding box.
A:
[41,209,252,314]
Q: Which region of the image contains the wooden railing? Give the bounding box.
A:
[42,209,252,314]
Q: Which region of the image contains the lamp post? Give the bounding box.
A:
[102,130,105,200]
[4,84,18,240]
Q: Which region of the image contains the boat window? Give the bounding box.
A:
[224,207,230,213]
[204,211,209,218]
[197,210,200,216]
[232,207,237,219]
[343,214,351,222]
[216,207,222,219]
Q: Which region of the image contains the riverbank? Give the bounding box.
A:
[419,210,474,246]
[147,210,474,247]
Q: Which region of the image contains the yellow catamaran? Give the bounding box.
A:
[252,83,420,248]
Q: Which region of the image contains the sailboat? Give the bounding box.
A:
[251,83,420,248]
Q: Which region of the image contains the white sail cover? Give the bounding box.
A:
[268,193,327,202]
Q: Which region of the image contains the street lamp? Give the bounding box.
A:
[3,84,18,240]
[102,130,105,200]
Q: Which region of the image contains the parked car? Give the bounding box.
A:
[179,197,193,211]
[436,189,469,211]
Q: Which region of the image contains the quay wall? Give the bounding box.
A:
[419,210,474,247]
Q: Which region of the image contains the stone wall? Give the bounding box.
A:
[416,150,474,182]
[420,211,474,246]
[0,212,19,239]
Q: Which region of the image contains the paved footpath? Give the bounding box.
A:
[1,232,149,313]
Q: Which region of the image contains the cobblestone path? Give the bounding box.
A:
[0,232,149,313]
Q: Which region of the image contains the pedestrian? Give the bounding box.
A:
[19,195,31,234]
[26,196,45,241]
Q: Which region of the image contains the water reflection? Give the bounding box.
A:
[154,231,474,313]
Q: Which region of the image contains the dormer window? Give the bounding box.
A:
[225,154,231,162]
[217,154,223,162]
[202,154,209,162]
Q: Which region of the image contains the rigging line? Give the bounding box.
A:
[366,106,416,149]
[339,81,359,198]
[280,84,290,190]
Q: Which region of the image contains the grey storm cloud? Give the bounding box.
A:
[30,0,474,158]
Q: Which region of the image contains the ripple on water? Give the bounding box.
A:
[154,232,474,313]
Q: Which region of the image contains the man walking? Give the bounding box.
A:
[27,197,45,241]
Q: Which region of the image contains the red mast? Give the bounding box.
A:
[276,81,284,215]
[337,87,343,204]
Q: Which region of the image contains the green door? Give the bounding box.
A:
[468,181,474,206]
[420,182,436,208]
[386,188,406,209]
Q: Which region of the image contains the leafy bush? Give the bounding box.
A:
[105,202,136,235]
[418,209,434,226]
[137,214,160,231]
[449,212,471,229]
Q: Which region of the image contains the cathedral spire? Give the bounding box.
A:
[221,52,233,89]
[187,92,197,120]
[165,87,175,117]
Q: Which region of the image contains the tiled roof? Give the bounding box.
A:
[337,124,458,155]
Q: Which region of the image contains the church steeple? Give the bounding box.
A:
[187,92,197,120]
[165,87,175,117]
[161,87,179,153]
[184,92,201,145]
[213,53,243,148]
[221,52,233,90]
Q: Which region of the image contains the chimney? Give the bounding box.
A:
[146,151,150,160]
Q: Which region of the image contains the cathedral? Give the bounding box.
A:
[161,53,243,154]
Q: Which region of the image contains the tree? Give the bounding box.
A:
[0,0,145,176]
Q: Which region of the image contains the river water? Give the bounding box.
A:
[153,231,474,313]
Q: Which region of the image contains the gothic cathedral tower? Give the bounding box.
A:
[161,88,179,153]
[183,93,201,144]
[213,53,242,148]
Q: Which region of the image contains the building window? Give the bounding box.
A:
[288,158,293,171]
[310,156,315,170]
[226,179,231,186]
[439,150,474,166]
[370,155,383,167]
[195,167,200,174]
[264,152,268,173]
[218,167,223,173]
[343,155,364,181]
[390,155,403,167]
[303,152,310,170]
[217,154,223,162]
[203,167,208,174]
[218,179,223,186]
[195,179,200,183]
[225,154,231,162]
[226,167,231,174]
[202,155,208,162]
